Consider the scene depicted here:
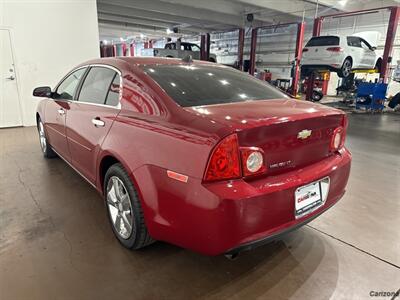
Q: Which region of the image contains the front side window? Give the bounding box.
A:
[143,65,288,107]
[78,67,118,105]
[360,39,372,51]
[347,37,361,48]
[54,68,86,100]
[191,44,200,52]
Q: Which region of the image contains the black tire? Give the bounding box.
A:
[208,57,216,63]
[338,58,352,78]
[374,59,382,73]
[37,118,57,158]
[104,163,153,249]
[311,91,323,102]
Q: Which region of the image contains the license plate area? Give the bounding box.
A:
[295,177,330,219]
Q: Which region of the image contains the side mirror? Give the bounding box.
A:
[33,86,52,98]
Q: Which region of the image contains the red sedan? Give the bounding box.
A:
[33,57,351,256]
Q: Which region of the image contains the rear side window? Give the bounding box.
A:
[347,37,361,47]
[78,67,118,105]
[55,68,86,100]
[105,75,120,106]
[143,65,288,107]
[306,36,339,47]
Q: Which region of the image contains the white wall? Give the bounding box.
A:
[0,0,100,126]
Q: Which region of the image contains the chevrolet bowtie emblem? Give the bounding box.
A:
[297,129,312,139]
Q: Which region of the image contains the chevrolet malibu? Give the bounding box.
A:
[33,57,351,256]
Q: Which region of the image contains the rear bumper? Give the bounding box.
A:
[136,148,351,256]
[224,194,340,255]
[301,55,344,70]
[302,64,340,72]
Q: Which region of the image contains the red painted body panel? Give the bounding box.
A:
[36,57,352,255]
[65,102,119,183]
[44,100,71,161]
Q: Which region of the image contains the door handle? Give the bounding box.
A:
[5,75,15,80]
[92,118,105,127]
[57,108,65,115]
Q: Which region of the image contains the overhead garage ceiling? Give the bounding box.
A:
[98,0,400,41]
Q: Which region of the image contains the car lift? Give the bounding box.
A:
[248,22,306,97]
[305,6,400,100]
[200,33,211,61]
[237,28,245,70]
[200,28,246,71]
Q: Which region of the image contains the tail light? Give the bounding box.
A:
[204,134,267,182]
[240,147,266,177]
[330,127,345,151]
[204,134,241,181]
[331,127,343,150]
[303,48,309,52]
[326,47,343,52]
[330,115,348,152]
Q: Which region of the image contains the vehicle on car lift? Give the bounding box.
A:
[33,57,351,256]
[141,41,217,62]
[301,35,382,78]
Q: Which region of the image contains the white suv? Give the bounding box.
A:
[301,35,382,78]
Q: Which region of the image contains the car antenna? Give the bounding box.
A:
[182,54,193,64]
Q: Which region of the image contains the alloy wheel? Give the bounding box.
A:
[38,121,47,153]
[342,60,352,77]
[107,176,134,239]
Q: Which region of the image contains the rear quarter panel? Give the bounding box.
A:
[102,111,218,180]
[99,110,221,237]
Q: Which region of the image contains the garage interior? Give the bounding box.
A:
[1,0,400,299]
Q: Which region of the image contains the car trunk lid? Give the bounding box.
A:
[185,99,345,175]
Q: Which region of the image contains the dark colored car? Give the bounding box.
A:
[34,57,351,256]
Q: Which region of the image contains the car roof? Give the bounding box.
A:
[79,57,216,68]
[310,35,339,38]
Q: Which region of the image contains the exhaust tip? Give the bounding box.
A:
[225,252,240,260]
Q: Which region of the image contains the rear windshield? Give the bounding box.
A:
[306,36,339,47]
[143,65,288,107]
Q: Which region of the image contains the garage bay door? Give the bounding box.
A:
[0,29,22,128]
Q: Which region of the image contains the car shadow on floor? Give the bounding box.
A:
[119,229,338,299]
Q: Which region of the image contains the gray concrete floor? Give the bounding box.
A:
[1,113,399,300]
